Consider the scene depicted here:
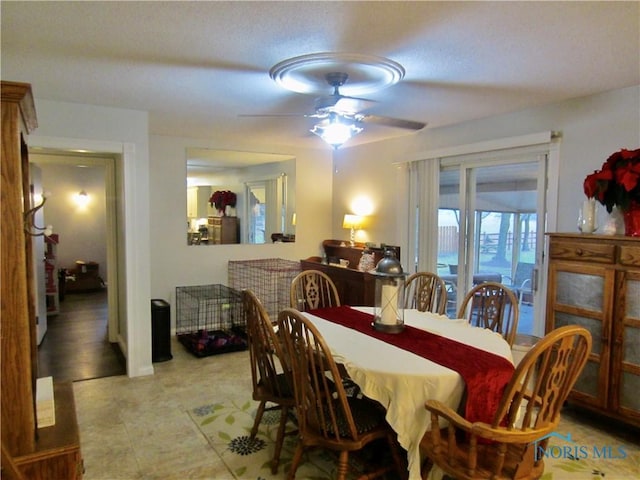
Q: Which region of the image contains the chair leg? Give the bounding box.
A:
[250,400,266,438]
[287,443,305,480]
[336,450,349,480]
[271,405,289,474]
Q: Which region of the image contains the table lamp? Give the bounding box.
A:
[342,214,362,247]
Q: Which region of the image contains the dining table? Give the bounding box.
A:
[302,306,514,480]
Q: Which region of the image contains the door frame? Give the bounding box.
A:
[28,151,120,344]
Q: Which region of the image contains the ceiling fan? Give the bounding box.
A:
[306,72,426,128]
[243,71,427,148]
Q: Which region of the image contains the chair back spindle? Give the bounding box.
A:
[290,270,341,311]
[457,281,519,346]
[404,272,448,314]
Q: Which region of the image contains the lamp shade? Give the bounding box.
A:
[342,214,362,229]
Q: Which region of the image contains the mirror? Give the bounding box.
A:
[186,148,296,245]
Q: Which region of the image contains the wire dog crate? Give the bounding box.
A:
[228,258,301,318]
[175,284,247,357]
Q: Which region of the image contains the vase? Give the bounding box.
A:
[622,203,640,237]
[577,198,597,233]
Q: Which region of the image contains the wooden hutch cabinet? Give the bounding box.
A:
[1,81,83,478]
[546,233,640,427]
[207,216,239,244]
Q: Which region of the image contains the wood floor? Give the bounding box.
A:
[37,289,126,382]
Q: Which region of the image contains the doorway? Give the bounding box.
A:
[31,150,123,380]
[437,155,548,335]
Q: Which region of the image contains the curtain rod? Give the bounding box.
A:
[393,131,560,165]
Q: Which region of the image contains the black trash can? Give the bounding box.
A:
[151,299,173,362]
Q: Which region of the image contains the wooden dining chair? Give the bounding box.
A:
[404,272,448,314]
[290,269,341,311]
[242,289,295,474]
[457,281,519,346]
[277,308,407,480]
[420,324,592,480]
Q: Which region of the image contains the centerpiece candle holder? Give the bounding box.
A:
[373,249,406,333]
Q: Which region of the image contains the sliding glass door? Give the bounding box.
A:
[437,156,547,335]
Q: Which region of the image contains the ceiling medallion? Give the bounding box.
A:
[269,52,405,96]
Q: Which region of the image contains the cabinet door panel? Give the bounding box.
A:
[555,271,605,311]
[554,312,604,354]
[547,261,612,409]
[573,361,602,399]
[623,323,640,365]
[626,276,640,318]
[613,272,640,423]
[620,371,640,413]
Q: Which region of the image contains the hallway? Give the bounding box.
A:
[37,290,126,382]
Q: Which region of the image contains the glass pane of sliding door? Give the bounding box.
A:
[437,159,545,335]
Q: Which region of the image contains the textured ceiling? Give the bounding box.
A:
[2,1,638,149]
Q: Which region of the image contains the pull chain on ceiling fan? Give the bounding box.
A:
[242,53,427,149]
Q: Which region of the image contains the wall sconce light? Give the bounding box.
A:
[310,113,363,149]
[24,194,53,237]
[342,214,363,247]
[74,190,89,208]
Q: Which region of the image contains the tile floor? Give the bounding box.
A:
[73,337,640,480]
[74,339,253,479]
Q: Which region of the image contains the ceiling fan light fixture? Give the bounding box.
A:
[311,116,363,149]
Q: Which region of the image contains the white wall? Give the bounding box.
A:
[334,86,640,246]
[148,135,333,328]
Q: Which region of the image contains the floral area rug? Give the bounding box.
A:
[537,409,639,480]
[189,401,639,480]
[189,400,382,480]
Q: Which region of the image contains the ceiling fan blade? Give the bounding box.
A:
[315,94,376,113]
[238,113,325,119]
[355,114,426,130]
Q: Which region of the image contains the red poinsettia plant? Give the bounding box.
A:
[209,190,237,212]
[583,148,640,213]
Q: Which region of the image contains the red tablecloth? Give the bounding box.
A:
[309,306,514,425]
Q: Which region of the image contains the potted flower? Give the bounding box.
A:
[209,190,237,216]
[583,148,640,236]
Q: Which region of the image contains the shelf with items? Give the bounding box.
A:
[44,233,59,315]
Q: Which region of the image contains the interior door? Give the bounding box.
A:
[437,156,547,335]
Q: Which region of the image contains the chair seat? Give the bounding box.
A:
[255,372,293,399]
[326,397,386,437]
